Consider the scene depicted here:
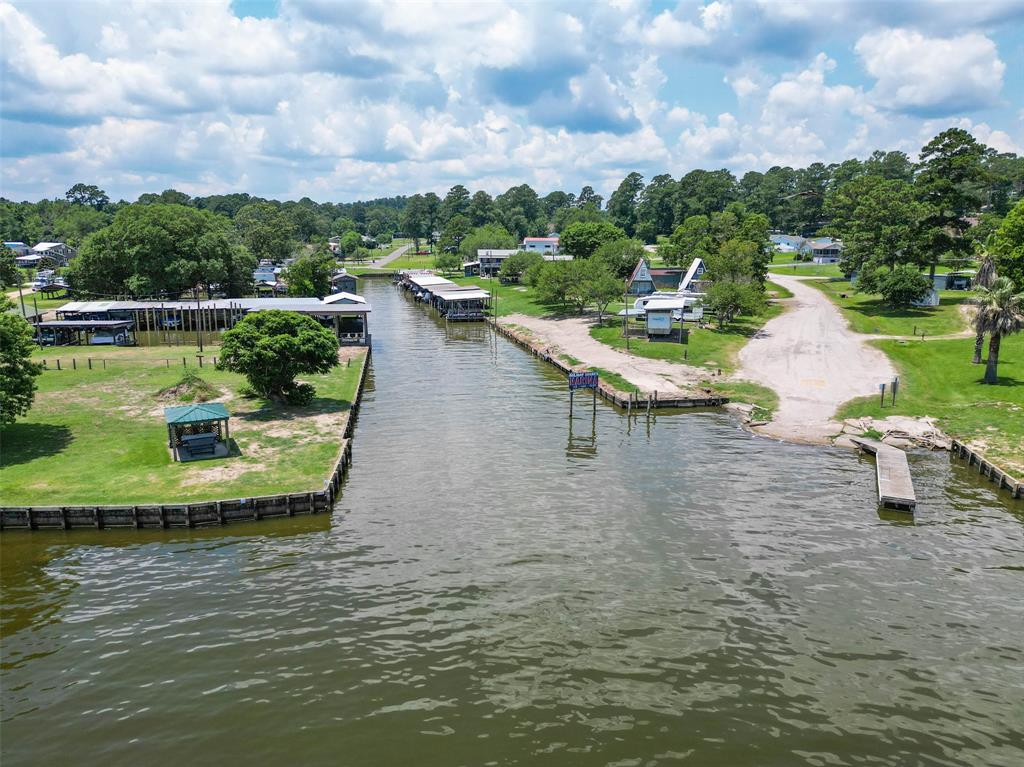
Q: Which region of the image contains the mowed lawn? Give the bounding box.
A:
[590,303,782,373]
[809,279,971,336]
[1,346,366,506]
[838,335,1024,474]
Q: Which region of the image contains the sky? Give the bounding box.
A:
[1,0,1022,203]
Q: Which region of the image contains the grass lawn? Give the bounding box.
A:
[589,302,782,374]
[0,345,366,506]
[837,335,1024,474]
[768,262,845,278]
[809,280,970,336]
[387,251,439,270]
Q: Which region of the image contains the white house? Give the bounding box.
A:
[31,242,77,266]
[523,236,560,254]
[808,237,843,264]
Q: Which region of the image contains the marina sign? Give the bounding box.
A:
[568,372,599,391]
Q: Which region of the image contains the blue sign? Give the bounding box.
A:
[569,372,599,391]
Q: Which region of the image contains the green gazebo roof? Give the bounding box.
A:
[163,402,229,425]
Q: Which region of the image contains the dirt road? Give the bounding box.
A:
[502,313,708,397]
[737,273,895,443]
[370,243,412,268]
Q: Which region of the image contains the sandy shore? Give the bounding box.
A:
[502,313,711,397]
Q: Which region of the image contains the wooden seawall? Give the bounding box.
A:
[0,349,372,531]
[490,320,728,410]
[950,440,1023,499]
[850,437,917,512]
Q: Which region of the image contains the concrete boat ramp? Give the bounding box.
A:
[850,437,917,512]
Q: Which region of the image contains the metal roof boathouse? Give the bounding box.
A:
[54,296,372,346]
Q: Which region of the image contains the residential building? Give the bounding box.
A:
[523,236,560,254]
[31,242,77,266]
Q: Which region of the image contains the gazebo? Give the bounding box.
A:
[164,403,231,461]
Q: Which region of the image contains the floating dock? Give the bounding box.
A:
[850,437,917,512]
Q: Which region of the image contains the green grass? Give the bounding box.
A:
[705,380,779,415]
[809,280,970,336]
[768,262,845,278]
[589,304,782,374]
[0,345,367,505]
[590,367,640,394]
[837,335,1024,473]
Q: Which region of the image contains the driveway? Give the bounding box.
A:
[737,273,895,443]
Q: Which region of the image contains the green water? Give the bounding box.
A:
[2,283,1022,766]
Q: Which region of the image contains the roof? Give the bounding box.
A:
[330,271,359,281]
[405,273,453,288]
[36,319,134,328]
[32,242,65,251]
[57,297,371,315]
[680,257,705,291]
[649,268,683,276]
[4,241,25,246]
[644,297,699,311]
[431,284,491,300]
[523,237,559,242]
[628,258,653,284]
[164,403,229,425]
[477,249,518,257]
[323,292,367,304]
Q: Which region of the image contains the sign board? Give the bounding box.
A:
[646,312,672,335]
[568,372,599,391]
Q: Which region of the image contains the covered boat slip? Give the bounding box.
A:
[35,319,136,347]
[398,272,491,320]
[54,297,372,345]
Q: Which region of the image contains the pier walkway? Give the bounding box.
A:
[850,437,917,512]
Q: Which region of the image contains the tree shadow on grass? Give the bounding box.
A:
[0,423,74,467]
[235,396,353,423]
[975,375,1023,388]
[847,298,944,320]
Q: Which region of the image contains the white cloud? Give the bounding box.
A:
[0,0,1020,202]
[643,10,710,49]
[855,28,1006,115]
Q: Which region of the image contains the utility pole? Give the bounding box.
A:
[196,288,203,353]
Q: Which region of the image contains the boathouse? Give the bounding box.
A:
[54,296,372,345]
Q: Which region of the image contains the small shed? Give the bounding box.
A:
[331,271,359,294]
[164,403,231,461]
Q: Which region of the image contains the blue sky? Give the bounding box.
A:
[1,0,1022,203]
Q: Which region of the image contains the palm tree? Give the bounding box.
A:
[974,276,1024,384]
[971,246,998,364]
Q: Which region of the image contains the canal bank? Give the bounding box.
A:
[2,281,1022,767]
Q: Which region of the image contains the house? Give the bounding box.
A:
[477,248,519,277]
[3,241,29,256]
[627,259,655,295]
[770,234,807,253]
[330,270,359,294]
[15,254,45,268]
[31,242,77,266]
[250,266,276,284]
[523,236,560,254]
[678,258,707,293]
[808,237,842,264]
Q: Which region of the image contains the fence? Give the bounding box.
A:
[40,354,222,371]
[1,348,373,531]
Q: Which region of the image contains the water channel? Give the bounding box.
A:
[2,281,1022,766]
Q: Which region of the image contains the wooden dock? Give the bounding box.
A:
[850,437,917,512]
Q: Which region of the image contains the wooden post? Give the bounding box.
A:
[56,359,61,370]
[72,357,76,370]
[133,505,140,529]
[217,501,225,525]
